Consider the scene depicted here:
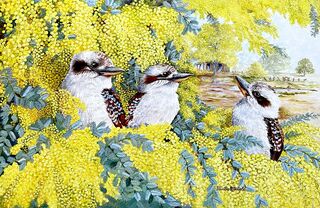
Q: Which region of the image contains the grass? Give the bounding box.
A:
[278,92,308,96]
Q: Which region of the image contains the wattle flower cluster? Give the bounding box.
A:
[0,126,105,207]
[0,0,320,207]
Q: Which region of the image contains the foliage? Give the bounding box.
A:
[11,112,82,173]
[214,132,263,194]
[280,137,320,178]
[1,0,320,208]
[0,69,48,110]
[0,69,49,175]
[179,149,197,198]
[187,24,241,67]
[98,133,183,207]
[0,126,105,207]
[260,52,291,74]
[99,195,178,208]
[184,0,320,55]
[244,62,268,79]
[171,98,212,141]
[192,143,221,208]
[281,112,320,127]
[1,101,320,207]
[165,40,183,63]
[99,0,123,15]
[261,44,288,61]
[255,194,268,208]
[310,5,320,37]
[295,58,315,76]
[120,59,142,92]
[280,142,320,177]
[279,156,305,177]
[0,104,23,175]
[162,0,201,35]
[285,144,320,167]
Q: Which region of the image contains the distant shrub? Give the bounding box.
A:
[244,62,268,79]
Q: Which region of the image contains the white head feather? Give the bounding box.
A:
[61,51,123,127]
[235,76,281,119]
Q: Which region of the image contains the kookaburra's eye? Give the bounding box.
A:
[91,62,98,68]
[253,91,261,97]
[162,71,171,77]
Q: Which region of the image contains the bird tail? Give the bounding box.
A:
[270,149,283,161]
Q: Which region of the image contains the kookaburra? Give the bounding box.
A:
[232,76,284,161]
[62,51,125,128]
[126,64,192,127]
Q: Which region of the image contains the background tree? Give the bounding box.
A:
[187,24,241,68]
[260,52,291,74]
[244,62,268,79]
[185,0,320,55]
[295,58,315,76]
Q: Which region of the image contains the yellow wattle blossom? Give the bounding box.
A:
[104,122,320,208]
[0,127,105,208]
[211,151,320,208]
[202,108,233,129]
[0,0,190,117]
[98,2,182,70]
[10,105,46,130]
[283,122,320,152]
[97,1,189,108]
[185,0,319,55]
[177,77,201,120]
[201,107,242,138]
[0,82,6,107]
[1,0,320,207]
[45,89,86,123]
[10,89,85,129]
[1,111,320,207]
[107,124,204,206]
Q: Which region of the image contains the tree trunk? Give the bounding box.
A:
[211,62,216,81]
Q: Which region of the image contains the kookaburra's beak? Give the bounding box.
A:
[97,67,124,76]
[167,73,193,82]
[235,76,250,97]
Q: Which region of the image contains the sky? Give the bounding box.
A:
[234,13,320,74]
